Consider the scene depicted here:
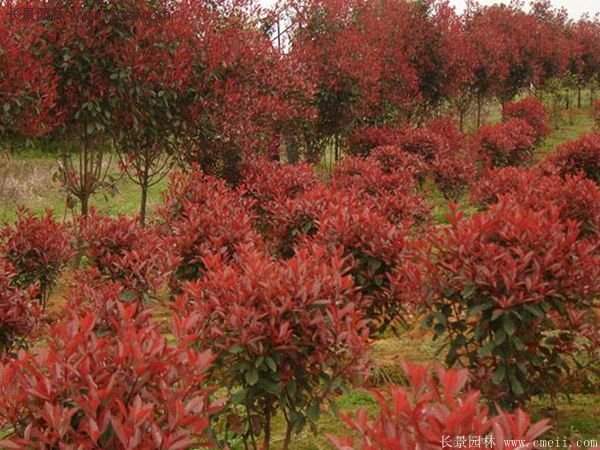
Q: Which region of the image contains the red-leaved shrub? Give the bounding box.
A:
[79,211,176,299]
[307,199,413,333]
[241,158,319,206]
[0,259,39,358]
[398,127,448,163]
[471,167,542,206]
[240,157,320,236]
[399,123,475,199]
[474,118,537,168]
[175,245,369,450]
[332,156,430,227]
[329,363,551,450]
[472,167,600,238]
[544,133,600,184]
[0,304,221,449]
[347,126,403,156]
[370,145,428,180]
[159,169,262,289]
[503,97,550,142]
[0,210,72,306]
[423,200,600,406]
[265,185,348,258]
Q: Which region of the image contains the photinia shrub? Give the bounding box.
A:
[370,145,428,181]
[159,169,262,289]
[544,133,600,184]
[0,209,73,306]
[347,126,403,156]
[175,245,370,450]
[307,198,413,334]
[423,199,600,406]
[329,363,552,450]
[502,97,550,142]
[331,156,430,227]
[79,211,176,300]
[472,168,600,238]
[0,259,39,359]
[265,185,347,258]
[0,304,221,449]
[398,127,448,164]
[240,158,320,235]
[241,158,319,206]
[471,166,542,207]
[474,119,537,168]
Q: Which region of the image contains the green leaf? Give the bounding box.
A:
[265,357,277,372]
[494,330,506,346]
[509,373,525,396]
[492,365,506,384]
[462,284,477,300]
[245,368,259,386]
[478,341,495,357]
[503,315,517,336]
[307,400,320,422]
[228,345,244,354]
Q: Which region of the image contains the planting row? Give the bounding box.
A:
[0,110,599,448]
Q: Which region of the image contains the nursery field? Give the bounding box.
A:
[3,0,600,449]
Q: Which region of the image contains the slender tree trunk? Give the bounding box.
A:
[139,154,150,227]
[80,195,89,216]
[263,402,272,450]
[476,94,483,129]
[578,86,582,108]
[140,183,148,227]
[459,108,465,132]
[282,422,293,450]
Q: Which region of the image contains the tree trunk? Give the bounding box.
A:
[476,94,483,129]
[80,193,89,216]
[139,156,150,227]
[139,183,148,227]
[282,422,293,450]
[578,86,582,108]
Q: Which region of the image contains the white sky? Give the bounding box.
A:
[260,0,600,20]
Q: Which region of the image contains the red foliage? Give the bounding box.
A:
[370,145,428,179]
[306,196,412,333]
[79,211,176,299]
[175,245,369,445]
[347,126,403,156]
[0,210,73,305]
[0,2,59,136]
[241,158,319,206]
[398,122,475,199]
[332,155,430,227]
[159,169,262,288]
[474,119,537,167]
[0,259,39,358]
[502,97,550,142]
[471,167,541,206]
[329,363,551,450]
[0,304,220,448]
[544,133,600,184]
[472,168,600,238]
[424,199,600,404]
[240,157,320,235]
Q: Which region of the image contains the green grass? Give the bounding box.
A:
[0,150,168,223]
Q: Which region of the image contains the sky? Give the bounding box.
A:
[259,0,600,20]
